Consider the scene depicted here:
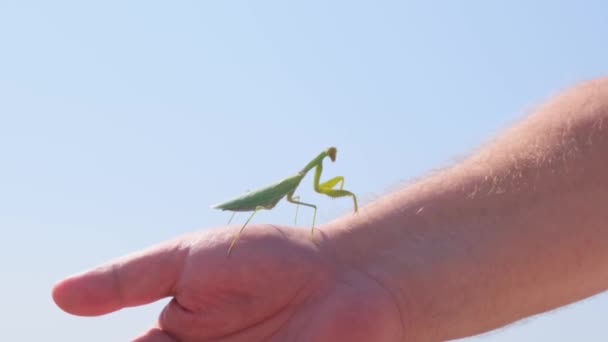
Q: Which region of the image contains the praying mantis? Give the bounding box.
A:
[212,147,358,255]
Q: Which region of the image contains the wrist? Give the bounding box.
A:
[318,193,449,341]
[317,172,512,341]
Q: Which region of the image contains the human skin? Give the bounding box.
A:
[53,78,608,341]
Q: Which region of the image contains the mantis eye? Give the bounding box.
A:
[327,147,337,162]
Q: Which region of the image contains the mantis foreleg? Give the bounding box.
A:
[317,188,358,212]
[313,165,359,212]
[319,176,344,190]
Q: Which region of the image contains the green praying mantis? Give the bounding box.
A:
[212,147,359,255]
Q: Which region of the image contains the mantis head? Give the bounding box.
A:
[327,147,337,162]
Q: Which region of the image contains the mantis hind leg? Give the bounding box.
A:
[286,192,318,237]
[227,206,264,257]
[227,211,237,225]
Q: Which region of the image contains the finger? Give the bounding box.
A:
[52,238,189,316]
[132,327,179,342]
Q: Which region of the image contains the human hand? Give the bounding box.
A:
[52,225,404,341]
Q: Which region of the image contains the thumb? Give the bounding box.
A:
[52,238,189,316]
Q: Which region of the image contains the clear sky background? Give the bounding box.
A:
[2,1,608,341]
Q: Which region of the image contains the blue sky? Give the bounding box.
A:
[2,1,608,340]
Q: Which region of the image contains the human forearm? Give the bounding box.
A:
[322,78,608,340]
